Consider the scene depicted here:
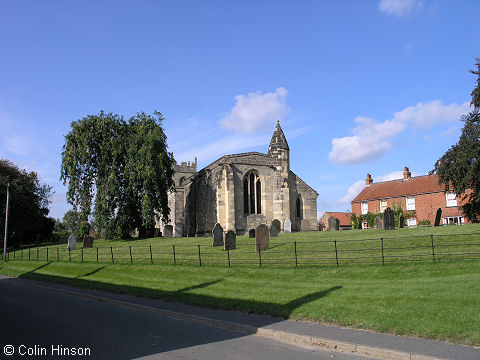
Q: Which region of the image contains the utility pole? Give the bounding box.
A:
[3,183,10,264]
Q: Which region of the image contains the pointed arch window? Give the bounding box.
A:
[296,195,303,219]
[244,171,261,214]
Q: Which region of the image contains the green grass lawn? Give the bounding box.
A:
[8,223,480,267]
[0,259,479,346]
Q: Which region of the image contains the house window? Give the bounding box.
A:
[361,202,368,215]
[296,195,303,219]
[243,171,261,214]
[380,200,388,213]
[442,216,464,225]
[446,192,457,207]
[407,218,417,227]
[406,197,415,211]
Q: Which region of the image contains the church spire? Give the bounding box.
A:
[268,120,289,155]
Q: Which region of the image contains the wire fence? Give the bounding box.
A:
[4,232,480,268]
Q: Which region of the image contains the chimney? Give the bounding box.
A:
[366,173,373,186]
[403,167,411,180]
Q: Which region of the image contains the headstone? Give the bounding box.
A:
[284,218,291,233]
[434,208,442,226]
[164,225,173,238]
[383,208,394,230]
[224,230,236,250]
[255,224,269,251]
[300,219,310,231]
[375,216,382,229]
[174,223,183,238]
[67,233,76,250]
[83,236,94,248]
[212,223,223,247]
[399,214,405,228]
[270,219,280,237]
[328,217,339,231]
[249,229,256,238]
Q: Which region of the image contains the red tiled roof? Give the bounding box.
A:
[352,175,446,203]
[323,212,352,226]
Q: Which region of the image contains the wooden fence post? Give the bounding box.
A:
[430,234,436,263]
[294,241,298,268]
[227,246,231,267]
[96,247,99,264]
[197,245,202,266]
[258,244,262,268]
[172,245,176,265]
[110,246,114,264]
[149,245,153,264]
[57,247,59,262]
[381,237,385,265]
[129,246,133,264]
[334,240,339,267]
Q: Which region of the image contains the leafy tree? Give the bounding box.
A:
[432,58,480,222]
[0,159,54,247]
[60,111,175,239]
[62,209,80,233]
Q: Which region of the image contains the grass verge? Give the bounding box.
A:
[1,259,479,346]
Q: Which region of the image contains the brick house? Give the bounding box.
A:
[351,167,467,228]
[318,212,352,231]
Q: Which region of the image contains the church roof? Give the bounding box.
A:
[268,120,289,154]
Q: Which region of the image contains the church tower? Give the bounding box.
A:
[268,120,291,226]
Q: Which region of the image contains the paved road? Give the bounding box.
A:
[0,277,369,360]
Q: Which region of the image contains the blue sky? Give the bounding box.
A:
[1,0,479,220]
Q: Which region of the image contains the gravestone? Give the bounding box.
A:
[328,217,339,231]
[434,208,442,226]
[224,230,236,250]
[255,224,269,251]
[212,223,223,247]
[249,229,256,238]
[383,208,394,230]
[399,214,405,228]
[67,233,76,250]
[284,218,291,233]
[375,216,382,229]
[174,223,183,238]
[270,219,280,237]
[164,225,173,238]
[300,219,310,231]
[83,236,94,248]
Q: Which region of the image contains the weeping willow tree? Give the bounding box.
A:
[60,111,175,239]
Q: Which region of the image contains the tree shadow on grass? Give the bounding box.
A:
[4,268,344,359]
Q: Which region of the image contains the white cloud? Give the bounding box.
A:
[441,126,459,136]
[337,180,364,205]
[378,0,423,17]
[393,101,469,128]
[329,116,406,165]
[329,100,468,165]
[220,87,290,133]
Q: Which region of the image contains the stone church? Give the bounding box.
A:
[158,121,318,236]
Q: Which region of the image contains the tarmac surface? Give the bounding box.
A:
[0,275,478,360]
